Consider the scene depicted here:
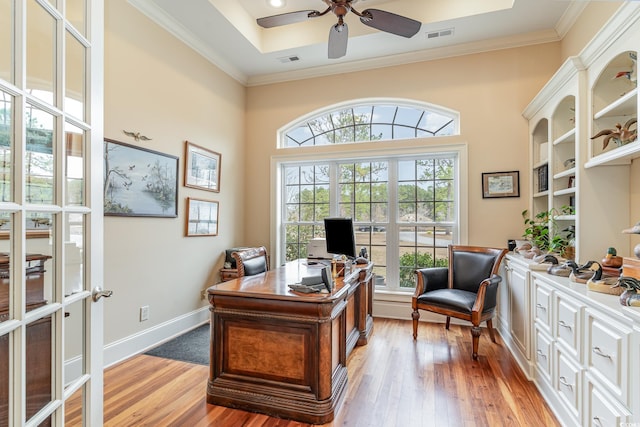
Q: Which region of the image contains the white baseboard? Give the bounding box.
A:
[103,307,209,368]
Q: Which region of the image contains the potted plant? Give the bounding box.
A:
[522,206,575,257]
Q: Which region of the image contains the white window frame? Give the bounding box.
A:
[271,142,468,292]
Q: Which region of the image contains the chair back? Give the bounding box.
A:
[449,245,505,293]
[232,246,269,277]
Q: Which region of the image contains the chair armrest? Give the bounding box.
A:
[472,274,503,314]
[413,267,449,297]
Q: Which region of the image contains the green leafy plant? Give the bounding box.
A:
[522,206,575,254]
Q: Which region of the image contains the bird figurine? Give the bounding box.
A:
[566,260,598,283]
[540,254,571,277]
[585,261,618,286]
[590,117,637,150]
[123,130,152,141]
[613,276,640,306]
[613,51,637,86]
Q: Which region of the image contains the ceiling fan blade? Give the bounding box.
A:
[328,22,348,59]
[257,10,319,28]
[359,9,422,38]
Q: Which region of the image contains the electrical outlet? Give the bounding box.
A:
[140,305,149,322]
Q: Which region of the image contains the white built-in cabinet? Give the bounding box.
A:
[499,4,640,425]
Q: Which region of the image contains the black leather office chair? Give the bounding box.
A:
[412,245,507,359]
[232,246,269,277]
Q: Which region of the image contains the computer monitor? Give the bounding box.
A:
[323,217,357,259]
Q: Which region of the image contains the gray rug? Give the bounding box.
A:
[145,323,210,365]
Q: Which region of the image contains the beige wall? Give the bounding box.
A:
[561,2,625,60]
[103,1,245,344]
[245,43,562,252]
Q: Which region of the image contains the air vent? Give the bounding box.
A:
[426,28,454,39]
[277,55,300,63]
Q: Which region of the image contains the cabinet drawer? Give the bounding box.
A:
[555,293,581,362]
[555,346,581,424]
[585,309,631,405]
[534,327,552,385]
[533,277,552,333]
[584,375,631,427]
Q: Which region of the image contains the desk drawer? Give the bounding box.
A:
[534,326,552,385]
[555,292,581,362]
[533,277,552,333]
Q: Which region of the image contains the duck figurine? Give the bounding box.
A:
[566,260,598,283]
[585,261,619,286]
[540,254,571,277]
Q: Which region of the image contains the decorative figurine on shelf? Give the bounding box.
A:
[622,221,640,258]
[586,261,622,295]
[540,254,571,277]
[563,158,575,169]
[612,276,640,306]
[602,247,623,268]
[566,260,598,283]
[613,52,637,87]
[590,117,637,150]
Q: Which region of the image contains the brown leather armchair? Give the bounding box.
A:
[412,245,507,359]
[232,246,270,277]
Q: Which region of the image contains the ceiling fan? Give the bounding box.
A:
[257,0,422,59]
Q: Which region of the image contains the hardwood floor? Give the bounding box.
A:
[67,318,559,426]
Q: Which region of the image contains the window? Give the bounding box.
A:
[278,100,462,292]
[282,100,457,148]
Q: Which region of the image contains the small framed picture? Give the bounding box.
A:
[568,176,575,188]
[186,197,219,237]
[482,171,520,199]
[184,141,221,192]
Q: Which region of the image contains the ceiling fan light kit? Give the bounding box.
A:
[257,0,422,59]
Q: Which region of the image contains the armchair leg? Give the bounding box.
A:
[411,310,420,340]
[445,316,451,330]
[487,319,496,343]
[471,326,481,360]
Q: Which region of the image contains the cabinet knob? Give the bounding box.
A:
[536,349,547,359]
[536,303,547,311]
[558,376,573,391]
[558,320,572,330]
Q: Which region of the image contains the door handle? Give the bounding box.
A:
[92,286,114,302]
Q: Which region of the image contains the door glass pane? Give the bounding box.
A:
[0,91,12,202]
[25,315,53,425]
[66,0,86,37]
[65,31,85,121]
[64,213,84,296]
[0,329,9,427]
[26,106,55,205]
[0,213,10,325]
[27,0,56,105]
[0,0,11,83]
[64,298,85,389]
[25,212,54,309]
[65,123,84,206]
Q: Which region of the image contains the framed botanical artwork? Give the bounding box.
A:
[481,171,520,199]
[186,197,219,237]
[103,138,179,217]
[184,141,221,192]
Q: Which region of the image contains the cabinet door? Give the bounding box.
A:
[555,346,582,425]
[509,264,530,359]
[535,326,553,386]
[555,293,582,363]
[533,277,553,334]
[585,309,631,406]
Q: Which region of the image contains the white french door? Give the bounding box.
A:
[0,0,104,426]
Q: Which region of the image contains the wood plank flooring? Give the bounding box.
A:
[66,318,559,426]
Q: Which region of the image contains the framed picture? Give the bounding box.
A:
[186,197,219,236]
[482,171,520,199]
[568,176,576,188]
[103,138,179,217]
[184,141,221,192]
[537,164,548,192]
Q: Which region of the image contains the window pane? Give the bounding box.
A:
[395,107,422,127]
[0,91,12,202]
[0,0,12,82]
[0,213,11,326]
[64,213,84,296]
[66,0,86,37]
[27,0,56,105]
[26,106,55,204]
[65,31,85,121]
[65,123,84,206]
[372,105,396,123]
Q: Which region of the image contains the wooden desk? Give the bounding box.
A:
[206,260,373,424]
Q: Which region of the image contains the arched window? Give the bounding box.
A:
[280,99,459,148]
[275,99,465,292]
